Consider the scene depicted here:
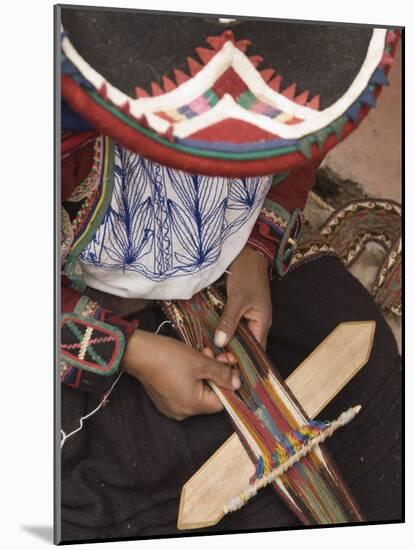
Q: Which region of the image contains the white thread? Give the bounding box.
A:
[60,371,123,449]
[154,320,172,334]
[224,270,233,275]
[61,319,172,449]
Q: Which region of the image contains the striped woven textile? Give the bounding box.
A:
[162,287,364,524]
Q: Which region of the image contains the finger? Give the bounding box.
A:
[216,352,237,365]
[196,384,224,415]
[199,359,241,390]
[203,347,237,365]
[246,310,272,347]
[261,327,270,350]
[204,348,237,365]
[214,295,245,348]
[246,319,267,347]
[202,347,215,358]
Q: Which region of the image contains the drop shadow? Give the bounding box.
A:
[21,525,53,543]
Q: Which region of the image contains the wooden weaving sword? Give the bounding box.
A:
[177,320,375,530]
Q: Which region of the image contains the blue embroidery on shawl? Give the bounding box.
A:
[79,145,270,281]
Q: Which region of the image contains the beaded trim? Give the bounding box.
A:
[68,136,103,202]
[65,135,115,261]
[74,294,100,318]
[372,234,401,316]
[260,199,292,228]
[61,207,74,263]
[61,136,105,264]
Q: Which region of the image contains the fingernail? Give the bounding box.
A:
[214,330,227,347]
[232,373,241,390]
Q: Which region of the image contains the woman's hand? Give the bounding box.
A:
[214,246,272,349]
[122,329,240,421]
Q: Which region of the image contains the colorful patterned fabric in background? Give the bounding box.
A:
[292,199,402,316]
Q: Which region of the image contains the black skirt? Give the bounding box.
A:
[60,257,402,542]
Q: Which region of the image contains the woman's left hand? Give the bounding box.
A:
[214,246,272,350]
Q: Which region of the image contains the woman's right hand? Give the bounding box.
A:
[122,329,241,421]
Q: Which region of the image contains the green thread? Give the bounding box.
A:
[203,88,220,107]
[238,90,257,110]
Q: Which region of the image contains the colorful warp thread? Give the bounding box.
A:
[225,405,361,514]
[163,287,364,524]
[251,420,329,483]
[319,199,402,316]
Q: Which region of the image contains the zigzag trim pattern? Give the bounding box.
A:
[61,26,399,171]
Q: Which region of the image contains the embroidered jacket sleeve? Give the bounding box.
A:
[247,159,322,276]
[61,134,137,395]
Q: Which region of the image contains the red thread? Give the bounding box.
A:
[119,101,131,115]
[97,83,108,101]
[249,55,264,68]
[294,90,310,105]
[135,86,150,98]
[307,94,320,110]
[380,52,395,66]
[206,35,224,51]
[150,82,164,96]
[268,75,282,92]
[196,47,216,64]
[282,83,296,99]
[212,67,248,99]
[162,76,176,92]
[235,39,251,52]
[222,30,235,43]
[187,56,203,76]
[260,68,276,82]
[174,69,190,85]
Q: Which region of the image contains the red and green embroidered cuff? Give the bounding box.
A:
[61,314,125,374]
[247,199,302,277]
[60,295,137,393]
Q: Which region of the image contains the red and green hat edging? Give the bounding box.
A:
[61,20,400,177]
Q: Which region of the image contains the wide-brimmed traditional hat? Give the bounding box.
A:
[60,6,399,177]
